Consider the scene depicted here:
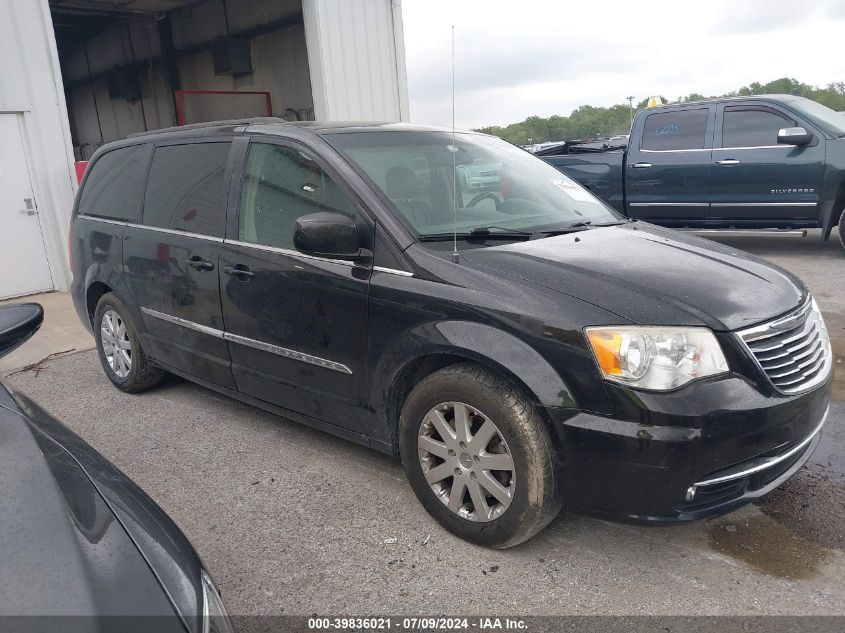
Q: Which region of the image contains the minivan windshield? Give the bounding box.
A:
[326,130,621,239]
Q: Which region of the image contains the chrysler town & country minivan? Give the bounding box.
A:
[70,119,832,548]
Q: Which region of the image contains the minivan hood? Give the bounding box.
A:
[463,223,805,331]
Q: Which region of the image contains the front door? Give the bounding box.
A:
[0,114,53,299]
[123,139,235,389]
[219,139,373,435]
[625,106,714,225]
[710,103,824,224]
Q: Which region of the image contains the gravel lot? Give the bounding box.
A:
[4,231,844,617]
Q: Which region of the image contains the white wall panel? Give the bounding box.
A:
[303,0,408,121]
[0,0,77,291]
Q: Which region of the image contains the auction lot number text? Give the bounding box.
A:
[308,618,528,631]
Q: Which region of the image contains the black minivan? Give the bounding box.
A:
[70,119,832,548]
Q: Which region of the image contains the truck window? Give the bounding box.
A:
[641,108,708,151]
[142,142,230,238]
[238,143,358,251]
[721,106,795,148]
[77,144,148,222]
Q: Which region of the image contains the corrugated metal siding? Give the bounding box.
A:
[303,0,408,121]
[0,0,77,290]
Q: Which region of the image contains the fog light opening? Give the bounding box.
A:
[685,486,697,503]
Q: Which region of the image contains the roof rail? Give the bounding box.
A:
[127,117,287,138]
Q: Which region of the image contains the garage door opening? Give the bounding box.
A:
[51,0,315,160]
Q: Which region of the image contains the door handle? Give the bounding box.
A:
[715,159,741,166]
[186,256,215,271]
[19,209,37,216]
[223,264,255,281]
[631,162,652,169]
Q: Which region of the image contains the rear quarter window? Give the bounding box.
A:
[142,142,231,238]
[641,108,709,151]
[77,144,149,222]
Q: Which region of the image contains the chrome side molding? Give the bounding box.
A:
[141,307,225,339]
[373,266,414,277]
[140,307,352,374]
[78,215,225,243]
[223,332,352,375]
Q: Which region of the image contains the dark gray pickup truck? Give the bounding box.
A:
[539,95,845,250]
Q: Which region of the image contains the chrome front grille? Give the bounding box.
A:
[736,296,832,394]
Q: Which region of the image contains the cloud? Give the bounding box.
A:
[402,0,845,128]
[825,0,845,20]
[410,33,641,102]
[710,0,822,34]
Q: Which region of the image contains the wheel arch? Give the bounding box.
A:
[833,177,845,235]
[373,321,576,453]
[82,267,145,334]
[821,173,845,241]
[85,281,112,325]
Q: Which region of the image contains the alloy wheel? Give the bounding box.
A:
[101,309,132,379]
[418,401,515,522]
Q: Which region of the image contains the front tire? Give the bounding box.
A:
[94,293,164,393]
[399,363,561,548]
[838,210,845,252]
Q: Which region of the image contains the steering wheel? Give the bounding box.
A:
[466,192,501,210]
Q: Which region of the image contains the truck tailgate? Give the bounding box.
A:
[543,151,626,213]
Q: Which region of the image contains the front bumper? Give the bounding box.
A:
[547,372,831,523]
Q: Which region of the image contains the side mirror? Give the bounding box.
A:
[777,127,813,146]
[0,303,44,359]
[293,212,370,261]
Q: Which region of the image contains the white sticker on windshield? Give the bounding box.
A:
[551,177,593,202]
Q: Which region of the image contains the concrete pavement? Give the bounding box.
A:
[0,291,93,375]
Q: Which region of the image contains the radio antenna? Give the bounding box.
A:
[450,24,460,264]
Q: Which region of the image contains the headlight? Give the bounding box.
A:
[201,570,234,633]
[585,326,729,390]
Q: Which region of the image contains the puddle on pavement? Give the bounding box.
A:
[707,512,831,579]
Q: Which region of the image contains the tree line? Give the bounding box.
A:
[474,78,845,145]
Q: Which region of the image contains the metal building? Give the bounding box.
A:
[0,0,409,300]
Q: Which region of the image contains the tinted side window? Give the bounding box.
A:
[77,145,148,221]
[722,107,794,148]
[238,143,357,250]
[641,109,709,151]
[143,142,230,238]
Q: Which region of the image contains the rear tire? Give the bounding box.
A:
[399,363,561,548]
[94,293,164,393]
[838,210,845,253]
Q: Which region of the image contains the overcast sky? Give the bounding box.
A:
[401,0,845,129]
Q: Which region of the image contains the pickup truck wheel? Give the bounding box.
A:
[94,293,164,393]
[399,363,561,548]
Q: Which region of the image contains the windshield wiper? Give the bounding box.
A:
[539,220,627,236]
[418,227,534,242]
[538,221,592,235]
[469,226,534,238]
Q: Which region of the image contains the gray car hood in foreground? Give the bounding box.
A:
[0,387,193,632]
